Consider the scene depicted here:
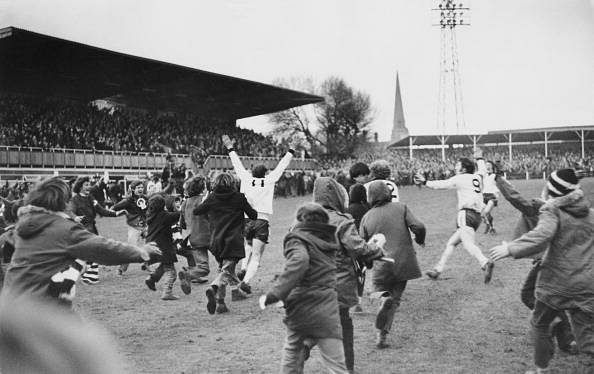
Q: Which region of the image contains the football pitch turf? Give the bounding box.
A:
[79,178,594,373]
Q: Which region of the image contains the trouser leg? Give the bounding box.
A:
[316,338,349,374]
[280,328,306,374]
[161,264,177,298]
[377,281,407,333]
[554,311,576,351]
[567,309,594,370]
[121,227,143,273]
[188,246,210,279]
[531,300,559,369]
[339,307,354,371]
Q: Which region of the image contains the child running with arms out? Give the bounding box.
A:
[194,172,257,314]
[144,194,182,300]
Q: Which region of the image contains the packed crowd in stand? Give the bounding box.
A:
[319,144,593,186]
[0,94,281,157]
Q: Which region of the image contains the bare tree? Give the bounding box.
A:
[268,76,374,158]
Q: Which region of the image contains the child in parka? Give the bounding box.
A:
[490,169,594,374]
[359,180,426,349]
[263,202,348,374]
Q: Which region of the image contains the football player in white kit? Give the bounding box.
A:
[414,149,495,283]
[221,135,294,299]
[481,160,500,234]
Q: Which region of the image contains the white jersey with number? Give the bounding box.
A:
[229,150,293,221]
[482,173,499,195]
[426,173,484,213]
[364,179,399,202]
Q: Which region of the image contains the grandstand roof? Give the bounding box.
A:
[388,125,594,147]
[0,27,323,119]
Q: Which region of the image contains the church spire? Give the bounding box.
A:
[391,72,409,142]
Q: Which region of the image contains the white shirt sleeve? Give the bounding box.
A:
[266,151,294,183]
[476,159,487,177]
[228,150,252,181]
[426,176,457,190]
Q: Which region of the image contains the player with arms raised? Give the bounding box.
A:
[414,149,495,283]
[222,134,295,298]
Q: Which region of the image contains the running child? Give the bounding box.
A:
[262,202,348,374]
[194,172,257,314]
[481,160,500,234]
[359,180,426,349]
[144,194,182,300]
[70,176,126,284]
[113,180,148,274]
[178,175,211,294]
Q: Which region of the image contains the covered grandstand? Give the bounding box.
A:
[0,26,323,178]
[389,126,594,161]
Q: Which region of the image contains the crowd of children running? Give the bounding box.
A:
[0,139,592,374]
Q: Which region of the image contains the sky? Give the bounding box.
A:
[1,0,593,140]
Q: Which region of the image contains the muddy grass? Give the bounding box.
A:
[78,178,594,373]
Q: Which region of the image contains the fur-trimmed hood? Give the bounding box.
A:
[543,189,590,218]
[15,205,71,239]
[313,177,348,213]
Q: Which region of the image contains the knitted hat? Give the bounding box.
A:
[547,169,579,197]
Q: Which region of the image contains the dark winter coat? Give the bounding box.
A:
[113,194,148,229]
[193,188,257,262]
[69,194,117,234]
[146,210,181,265]
[495,176,546,257]
[313,177,383,308]
[269,222,342,339]
[507,189,594,313]
[180,195,210,248]
[347,183,369,230]
[360,181,426,283]
[2,205,148,302]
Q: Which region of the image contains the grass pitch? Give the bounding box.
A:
[79,178,594,373]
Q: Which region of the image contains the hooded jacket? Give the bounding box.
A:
[269,221,342,339]
[360,181,426,283]
[346,183,369,230]
[507,189,594,312]
[194,187,257,262]
[313,177,382,308]
[2,205,148,302]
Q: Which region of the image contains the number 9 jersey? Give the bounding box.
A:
[425,173,484,213]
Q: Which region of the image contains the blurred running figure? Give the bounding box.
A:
[481,160,500,234]
[414,149,494,283]
[221,134,294,299]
